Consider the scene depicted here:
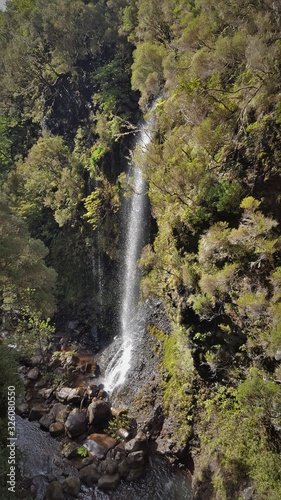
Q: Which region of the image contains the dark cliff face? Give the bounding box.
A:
[104,299,192,463]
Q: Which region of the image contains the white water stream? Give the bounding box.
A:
[104,118,152,392]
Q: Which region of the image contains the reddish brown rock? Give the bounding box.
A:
[84,434,117,459]
[49,422,65,437]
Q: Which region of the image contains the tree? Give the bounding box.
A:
[0,199,57,326]
[14,135,83,226]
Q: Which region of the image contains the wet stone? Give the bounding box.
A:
[127,450,145,469]
[56,387,72,403]
[62,476,81,497]
[78,463,100,486]
[126,466,145,481]
[39,413,55,432]
[65,408,88,438]
[27,367,40,380]
[49,422,65,437]
[44,480,64,500]
[84,434,117,460]
[98,473,120,490]
[51,403,71,423]
[29,405,48,422]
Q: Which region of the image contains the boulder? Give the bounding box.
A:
[275,350,281,361]
[56,387,72,403]
[78,463,100,486]
[31,355,43,366]
[126,466,144,481]
[127,451,144,469]
[242,487,255,500]
[34,379,47,389]
[29,405,48,421]
[84,434,117,459]
[44,481,64,500]
[76,457,94,470]
[49,422,65,437]
[125,431,148,455]
[118,459,130,478]
[62,476,81,497]
[39,413,55,431]
[65,408,88,438]
[67,387,85,404]
[38,388,54,400]
[99,458,118,475]
[51,403,71,423]
[87,400,111,425]
[98,473,120,490]
[27,367,40,380]
[16,397,29,417]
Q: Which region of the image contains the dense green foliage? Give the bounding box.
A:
[0,0,281,498]
[131,0,281,498]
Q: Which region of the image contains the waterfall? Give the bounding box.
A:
[104,115,152,392]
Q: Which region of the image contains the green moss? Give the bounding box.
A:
[148,324,195,446]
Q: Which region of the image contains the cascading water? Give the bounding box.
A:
[104,117,152,392]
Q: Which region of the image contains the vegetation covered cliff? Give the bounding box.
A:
[0,1,281,498]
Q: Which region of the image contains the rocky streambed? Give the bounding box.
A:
[16,348,151,499]
[15,304,192,500]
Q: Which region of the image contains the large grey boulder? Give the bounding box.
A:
[87,400,111,425]
[98,458,118,475]
[65,408,88,438]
